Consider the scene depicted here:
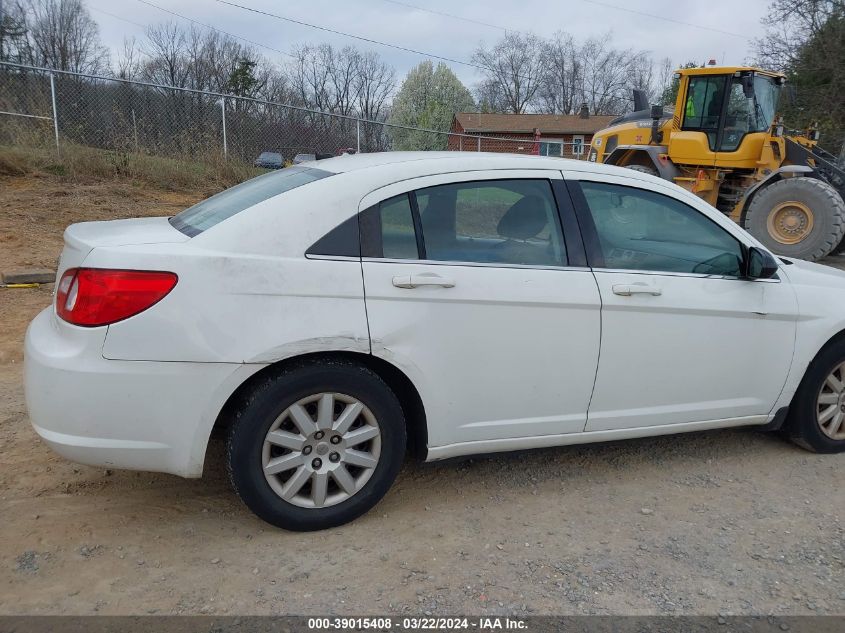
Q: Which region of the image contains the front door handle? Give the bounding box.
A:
[392,273,456,289]
[612,283,662,296]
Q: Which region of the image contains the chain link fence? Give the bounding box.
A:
[0,61,588,169]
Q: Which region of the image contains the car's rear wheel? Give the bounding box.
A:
[784,340,845,453]
[227,360,406,530]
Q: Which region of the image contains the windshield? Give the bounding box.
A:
[169,166,332,236]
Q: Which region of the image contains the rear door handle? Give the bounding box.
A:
[392,273,456,289]
[612,283,662,296]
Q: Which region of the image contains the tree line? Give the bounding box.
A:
[1,0,840,155]
[754,0,844,157]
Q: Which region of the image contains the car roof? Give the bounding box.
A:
[307,151,648,181]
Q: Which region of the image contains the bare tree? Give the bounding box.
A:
[574,36,637,115]
[628,53,657,100]
[115,37,141,80]
[472,32,544,113]
[754,0,843,71]
[654,57,675,105]
[140,22,189,88]
[289,44,351,115]
[0,1,34,64]
[478,30,657,115]
[535,31,580,114]
[354,50,395,122]
[25,0,108,73]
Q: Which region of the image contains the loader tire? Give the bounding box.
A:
[625,164,659,177]
[831,235,845,256]
[743,177,845,261]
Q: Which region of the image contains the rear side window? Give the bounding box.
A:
[379,194,418,259]
[362,179,566,266]
[170,166,332,236]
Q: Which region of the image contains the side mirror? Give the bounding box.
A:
[746,247,778,279]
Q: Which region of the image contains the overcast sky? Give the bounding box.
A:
[88,0,771,87]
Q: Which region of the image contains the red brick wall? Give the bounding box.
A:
[446,130,592,158]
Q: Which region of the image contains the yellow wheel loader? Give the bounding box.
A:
[588,65,845,261]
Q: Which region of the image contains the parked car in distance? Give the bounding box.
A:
[292,152,332,164]
[25,152,845,532]
[253,151,284,169]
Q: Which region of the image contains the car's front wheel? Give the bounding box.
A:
[227,360,406,530]
[785,339,845,453]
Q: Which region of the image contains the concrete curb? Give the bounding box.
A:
[1,269,56,285]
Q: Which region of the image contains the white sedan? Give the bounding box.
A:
[24,152,845,531]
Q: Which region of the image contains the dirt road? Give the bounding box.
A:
[1,173,843,616]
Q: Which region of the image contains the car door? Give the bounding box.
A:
[566,172,798,432]
[359,170,602,453]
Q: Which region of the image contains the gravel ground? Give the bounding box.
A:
[0,174,844,616]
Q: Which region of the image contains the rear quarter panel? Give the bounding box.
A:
[98,172,381,363]
[95,244,370,363]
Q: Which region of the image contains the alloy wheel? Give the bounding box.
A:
[261,392,382,508]
[816,361,845,440]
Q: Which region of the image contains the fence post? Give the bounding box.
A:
[49,73,59,155]
[131,109,139,152]
[356,119,361,154]
[477,135,481,152]
[220,97,228,160]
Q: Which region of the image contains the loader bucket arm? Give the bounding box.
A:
[785,138,845,196]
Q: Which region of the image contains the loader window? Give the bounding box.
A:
[681,75,728,151]
[719,75,780,151]
[579,181,744,277]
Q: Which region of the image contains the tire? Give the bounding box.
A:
[783,338,845,454]
[743,177,845,261]
[625,164,659,177]
[227,360,407,531]
[830,232,845,256]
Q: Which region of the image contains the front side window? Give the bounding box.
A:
[579,181,743,276]
[170,166,332,236]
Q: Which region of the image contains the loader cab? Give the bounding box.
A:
[671,68,784,168]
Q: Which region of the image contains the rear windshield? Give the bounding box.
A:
[169,166,332,236]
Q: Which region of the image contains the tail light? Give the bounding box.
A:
[56,268,178,327]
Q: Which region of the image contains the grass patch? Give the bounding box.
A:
[0,144,263,192]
